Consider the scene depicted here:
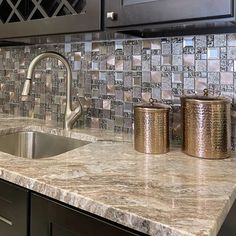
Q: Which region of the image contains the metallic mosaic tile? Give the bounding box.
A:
[151,40,161,50]
[208,60,220,72]
[172,55,182,66]
[196,60,207,72]
[1,33,236,143]
[162,55,172,65]
[184,77,195,90]
[183,37,194,48]
[228,35,236,47]
[207,48,220,59]
[214,35,226,47]
[227,47,236,60]
[183,54,195,66]
[172,42,182,55]
[221,72,234,85]
[195,36,207,48]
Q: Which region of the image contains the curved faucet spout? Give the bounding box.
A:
[22,51,83,130]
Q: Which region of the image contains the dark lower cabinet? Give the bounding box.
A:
[31,193,144,236]
[0,179,145,236]
[218,200,236,236]
[0,180,29,236]
[6,179,236,236]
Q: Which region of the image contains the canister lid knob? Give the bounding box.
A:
[203,88,209,96]
[149,98,158,106]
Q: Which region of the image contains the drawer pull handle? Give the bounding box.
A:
[0,215,12,225]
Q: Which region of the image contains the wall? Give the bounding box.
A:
[0,34,235,146]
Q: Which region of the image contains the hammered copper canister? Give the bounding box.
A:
[181,92,231,159]
[134,100,170,154]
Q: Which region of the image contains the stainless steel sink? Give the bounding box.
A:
[0,131,90,159]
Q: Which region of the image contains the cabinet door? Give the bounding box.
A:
[105,0,234,28]
[0,0,101,38]
[31,193,144,236]
[218,199,236,235]
[0,179,29,236]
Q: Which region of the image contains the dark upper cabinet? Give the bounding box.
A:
[105,0,235,33]
[0,179,29,236]
[0,0,101,39]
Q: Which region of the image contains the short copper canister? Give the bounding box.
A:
[134,100,170,154]
[181,92,231,159]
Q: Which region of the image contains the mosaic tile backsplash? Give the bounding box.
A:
[1,34,236,145]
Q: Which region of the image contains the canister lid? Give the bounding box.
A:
[181,89,231,104]
[134,98,171,111]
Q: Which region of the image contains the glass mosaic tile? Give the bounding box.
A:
[208,60,220,72]
[183,37,194,48]
[161,42,172,55]
[183,54,194,66]
[221,72,234,85]
[207,48,220,59]
[1,33,236,146]
[228,35,236,47]
[196,60,207,72]
[228,47,236,60]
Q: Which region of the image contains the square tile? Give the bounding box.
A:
[208,72,220,84]
[196,60,207,72]
[151,87,161,100]
[227,47,236,60]
[207,48,220,59]
[143,40,151,49]
[161,42,172,55]
[161,90,172,100]
[208,60,220,72]
[172,72,183,83]
[151,40,161,50]
[195,36,206,48]
[161,76,172,90]
[221,72,233,85]
[172,55,182,66]
[183,54,194,66]
[162,55,172,65]
[183,37,194,47]
[214,35,226,47]
[184,77,194,89]
[151,71,162,83]
[132,55,141,68]
[172,43,182,55]
[195,78,207,91]
[227,34,236,46]
[151,55,161,67]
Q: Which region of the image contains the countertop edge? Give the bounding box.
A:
[0,167,194,236]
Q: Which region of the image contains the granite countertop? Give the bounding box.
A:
[0,115,235,236]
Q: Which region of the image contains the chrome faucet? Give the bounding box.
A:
[22,51,82,130]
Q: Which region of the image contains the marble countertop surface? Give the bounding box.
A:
[0,115,235,236]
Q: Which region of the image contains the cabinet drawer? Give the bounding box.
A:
[105,0,234,28]
[0,179,29,236]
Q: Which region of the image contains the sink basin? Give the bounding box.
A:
[0,131,90,159]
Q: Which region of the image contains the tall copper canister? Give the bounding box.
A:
[181,91,231,159]
[134,99,170,154]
